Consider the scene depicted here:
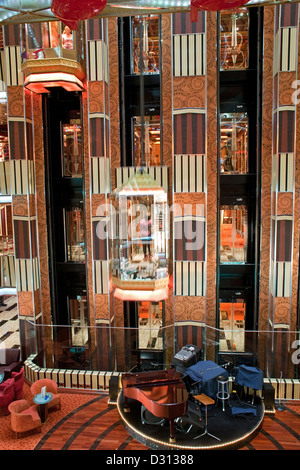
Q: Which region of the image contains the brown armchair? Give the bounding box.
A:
[30,379,61,411]
[8,399,42,438]
[0,349,23,380]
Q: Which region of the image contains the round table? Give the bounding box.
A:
[33,392,53,423]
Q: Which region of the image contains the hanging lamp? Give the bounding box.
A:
[51,0,107,30]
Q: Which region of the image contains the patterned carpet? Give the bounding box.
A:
[0,382,94,450]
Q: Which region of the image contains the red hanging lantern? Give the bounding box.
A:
[191,0,249,21]
[51,0,107,30]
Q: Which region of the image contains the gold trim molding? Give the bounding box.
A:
[21,58,86,81]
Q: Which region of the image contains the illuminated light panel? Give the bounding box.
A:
[24,72,84,93]
[114,287,169,301]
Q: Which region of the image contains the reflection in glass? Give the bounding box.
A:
[65,207,85,263]
[131,15,160,75]
[220,113,248,174]
[62,26,74,50]
[220,205,247,263]
[219,299,245,352]
[25,21,60,59]
[62,122,82,177]
[138,301,163,350]
[22,21,80,60]
[68,295,89,346]
[133,116,161,167]
[220,8,249,70]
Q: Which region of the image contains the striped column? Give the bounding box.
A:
[85,18,114,370]
[171,11,208,352]
[3,25,41,329]
[271,4,299,326]
[269,4,300,376]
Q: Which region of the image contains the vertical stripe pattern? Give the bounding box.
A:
[88,40,108,82]
[91,157,111,194]
[15,257,39,292]
[270,260,292,297]
[10,160,35,195]
[174,217,205,261]
[173,112,205,155]
[174,154,205,193]
[273,153,294,192]
[175,261,205,296]
[115,166,169,192]
[4,46,22,86]
[94,260,109,294]
[173,33,206,76]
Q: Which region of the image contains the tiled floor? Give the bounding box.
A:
[0,295,20,349]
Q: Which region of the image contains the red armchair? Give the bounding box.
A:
[0,349,23,380]
[8,400,42,438]
[0,378,15,415]
[30,379,61,411]
[12,367,24,399]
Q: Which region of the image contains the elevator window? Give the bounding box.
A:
[220,205,247,264]
[219,298,246,352]
[220,8,249,70]
[131,15,160,75]
[68,295,89,346]
[220,113,248,174]
[133,115,161,167]
[138,301,163,350]
[64,206,85,263]
[62,121,82,177]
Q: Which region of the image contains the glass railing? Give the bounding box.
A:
[20,320,300,381]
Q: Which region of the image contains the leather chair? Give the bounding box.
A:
[8,399,42,438]
[30,379,61,411]
[12,367,24,400]
[0,349,23,380]
[0,378,15,415]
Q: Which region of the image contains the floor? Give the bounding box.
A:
[0,295,20,349]
[0,381,299,451]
